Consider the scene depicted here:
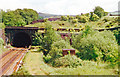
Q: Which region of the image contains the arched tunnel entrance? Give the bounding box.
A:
[12,32,32,48]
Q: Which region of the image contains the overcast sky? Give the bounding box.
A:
[0,0,119,15]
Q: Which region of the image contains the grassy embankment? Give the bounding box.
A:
[25,16,118,29]
[13,48,118,75]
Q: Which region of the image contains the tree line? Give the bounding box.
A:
[1,8,41,27]
[0,6,108,27]
[61,6,108,23]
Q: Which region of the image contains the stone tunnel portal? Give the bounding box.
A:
[12,32,32,48]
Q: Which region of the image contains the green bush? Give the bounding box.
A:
[51,40,72,49]
[71,19,78,23]
[90,14,99,21]
[48,46,62,59]
[36,25,62,56]
[72,26,118,62]
[69,16,74,20]
[44,40,73,63]
[43,54,52,63]
[52,55,82,67]
[77,15,89,23]
[61,16,68,21]
[44,18,48,22]
[32,33,41,46]
[113,30,120,45]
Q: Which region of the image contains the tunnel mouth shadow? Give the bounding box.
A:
[12,32,32,48]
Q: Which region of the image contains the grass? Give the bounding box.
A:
[13,49,119,75]
[13,49,54,75]
[23,51,49,75]
[0,23,5,29]
[0,45,8,54]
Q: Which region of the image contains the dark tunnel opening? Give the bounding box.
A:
[12,32,32,48]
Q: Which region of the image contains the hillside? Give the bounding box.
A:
[38,12,61,18]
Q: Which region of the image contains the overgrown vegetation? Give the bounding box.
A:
[34,25,62,56]
[0,38,4,54]
[72,26,118,68]
[1,9,41,26]
[6,6,119,75]
[32,23,118,72]
[13,50,119,75]
[0,23,5,29]
[94,6,108,18]
[52,55,82,67]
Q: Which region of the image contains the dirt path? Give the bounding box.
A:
[23,51,53,75]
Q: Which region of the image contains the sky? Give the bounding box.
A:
[0,0,119,15]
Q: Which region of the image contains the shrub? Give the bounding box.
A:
[69,16,74,20]
[113,30,120,45]
[78,16,89,23]
[90,14,99,21]
[74,24,78,27]
[44,40,73,63]
[61,16,68,21]
[51,40,72,49]
[43,54,52,63]
[48,47,62,59]
[52,55,82,67]
[72,27,118,62]
[44,18,48,22]
[71,19,78,23]
[32,33,41,46]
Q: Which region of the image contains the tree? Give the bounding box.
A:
[36,25,62,56]
[94,6,105,18]
[2,8,39,26]
[0,9,5,23]
[2,11,15,26]
[15,8,38,25]
[14,14,26,26]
